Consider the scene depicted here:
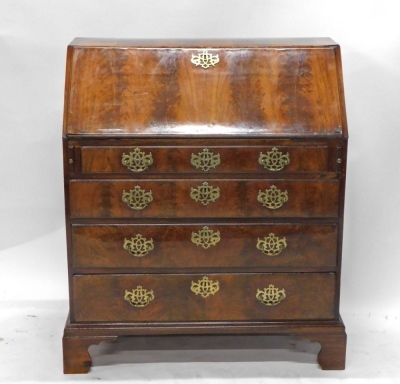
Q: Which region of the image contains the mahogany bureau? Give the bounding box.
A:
[62,38,348,373]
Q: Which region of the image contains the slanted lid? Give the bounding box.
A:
[63,38,347,138]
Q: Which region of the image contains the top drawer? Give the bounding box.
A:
[79,145,336,175]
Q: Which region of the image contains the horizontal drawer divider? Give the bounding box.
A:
[68,217,342,225]
[73,271,337,277]
[68,172,340,180]
[72,267,340,275]
[68,177,340,183]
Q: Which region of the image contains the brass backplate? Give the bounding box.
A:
[256,284,286,306]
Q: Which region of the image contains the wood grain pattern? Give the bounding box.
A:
[62,38,348,372]
[63,336,117,374]
[311,332,347,370]
[71,223,338,269]
[72,273,336,322]
[69,179,340,218]
[80,145,331,174]
[64,41,343,137]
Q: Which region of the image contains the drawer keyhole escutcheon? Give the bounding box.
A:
[256,284,286,306]
[190,182,220,205]
[256,233,287,256]
[190,50,220,69]
[257,185,288,209]
[191,276,220,298]
[123,234,154,257]
[122,186,153,210]
[124,286,154,307]
[191,148,221,171]
[259,147,290,171]
[191,226,221,249]
[121,148,153,172]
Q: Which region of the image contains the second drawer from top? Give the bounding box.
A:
[69,179,340,218]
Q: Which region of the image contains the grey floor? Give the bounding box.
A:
[0,300,399,383]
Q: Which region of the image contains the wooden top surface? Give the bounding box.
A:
[63,38,347,138]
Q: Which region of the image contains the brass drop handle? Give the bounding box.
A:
[256,233,287,256]
[123,234,154,257]
[124,286,154,307]
[256,284,286,306]
[191,148,221,171]
[121,148,153,172]
[190,276,220,298]
[191,226,221,249]
[259,148,290,171]
[122,186,153,210]
[257,185,288,209]
[190,182,220,205]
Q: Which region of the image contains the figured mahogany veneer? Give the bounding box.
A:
[72,273,336,322]
[62,38,348,373]
[71,223,338,269]
[69,179,340,219]
[64,40,342,137]
[80,145,333,174]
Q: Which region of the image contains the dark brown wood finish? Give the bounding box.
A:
[63,316,346,372]
[62,38,348,373]
[63,336,117,374]
[71,223,338,269]
[64,42,343,137]
[69,179,340,218]
[80,145,332,174]
[72,273,336,322]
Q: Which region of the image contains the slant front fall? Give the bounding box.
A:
[64,40,344,137]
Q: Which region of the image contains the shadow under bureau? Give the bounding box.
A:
[62,38,348,373]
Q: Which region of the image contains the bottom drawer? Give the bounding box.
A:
[72,273,336,322]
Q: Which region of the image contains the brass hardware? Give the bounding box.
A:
[190,276,220,298]
[121,148,153,172]
[256,233,287,256]
[190,182,220,205]
[124,285,154,307]
[257,185,288,209]
[190,50,220,69]
[122,186,153,210]
[191,148,221,171]
[191,226,221,249]
[123,234,154,257]
[68,158,73,164]
[337,158,342,164]
[259,147,290,171]
[256,284,286,306]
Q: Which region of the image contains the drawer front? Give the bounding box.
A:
[69,179,339,218]
[80,145,332,174]
[72,273,336,322]
[72,223,338,269]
